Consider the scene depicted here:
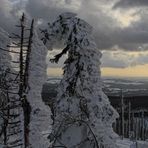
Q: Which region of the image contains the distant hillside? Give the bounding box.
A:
[43,77,148,97]
[102,77,148,96]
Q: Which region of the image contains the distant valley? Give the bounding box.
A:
[42,77,148,98]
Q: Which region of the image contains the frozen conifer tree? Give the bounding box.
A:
[42,12,119,148]
[26,29,52,148]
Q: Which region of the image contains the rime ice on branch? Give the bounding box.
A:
[0,27,24,147]
[26,30,52,148]
[0,17,52,148]
[42,12,119,148]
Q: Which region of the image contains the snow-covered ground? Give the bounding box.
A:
[1,139,148,148]
[116,138,148,148]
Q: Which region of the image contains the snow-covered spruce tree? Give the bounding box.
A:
[26,29,52,148]
[42,12,119,148]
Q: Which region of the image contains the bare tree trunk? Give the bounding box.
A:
[128,101,131,138]
[0,13,35,148]
[121,89,124,139]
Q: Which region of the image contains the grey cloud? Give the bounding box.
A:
[1,0,148,53]
[25,0,76,22]
[115,12,148,50]
[101,51,130,68]
[0,0,27,33]
[19,0,148,69]
[25,0,148,51]
[101,57,128,68]
[134,54,148,65]
[101,50,148,68]
[25,0,121,49]
[0,0,15,32]
[113,0,148,9]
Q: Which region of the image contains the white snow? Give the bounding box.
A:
[26,29,52,148]
[0,27,24,147]
[43,12,119,148]
[116,139,148,148]
[0,27,11,69]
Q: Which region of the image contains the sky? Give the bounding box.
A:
[1,0,148,78]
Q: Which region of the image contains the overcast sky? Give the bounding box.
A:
[1,0,148,77]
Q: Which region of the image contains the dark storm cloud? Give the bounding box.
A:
[25,0,120,50]
[1,0,148,68]
[0,0,27,33]
[1,0,148,51]
[25,0,76,22]
[24,0,148,51]
[0,0,15,32]
[116,12,148,51]
[113,0,148,9]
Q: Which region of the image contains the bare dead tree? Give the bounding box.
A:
[0,13,34,148]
